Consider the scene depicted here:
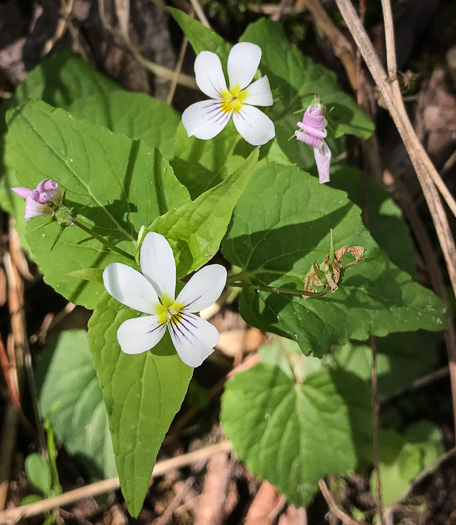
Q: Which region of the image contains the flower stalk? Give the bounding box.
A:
[228,280,331,299]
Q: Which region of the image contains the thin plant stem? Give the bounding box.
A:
[371,336,385,525]
[70,218,135,262]
[229,281,330,299]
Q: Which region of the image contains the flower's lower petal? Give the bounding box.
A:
[228,42,261,90]
[140,232,176,299]
[182,101,231,140]
[194,51,227,99]
[243,76,273,106]
[297,121,327,138]
[177,264,227,313]
[117,315,166,355]
[314,140,332,184]
[295,130,323,148]
[169,312,219,367]
[24,197,53,221]
[11,186,32,199]
[233,105,275,145]
[103,263,158,314]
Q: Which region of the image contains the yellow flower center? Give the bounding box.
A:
[220,85,249,114]
[155,294,185,325]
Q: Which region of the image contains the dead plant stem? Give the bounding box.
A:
[318,480,360,525]
[166,35,189,104]
[298,0,358,90]
[188,0,211,29]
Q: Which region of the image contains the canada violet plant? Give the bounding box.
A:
[1,8,447,519]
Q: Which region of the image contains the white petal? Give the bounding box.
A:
[103,263,158,314]
[117,315,166,355]
[232,105,275,146]
[182,100,231,140]
[169,312,219,367]
[140,232,176,299]
[228,42,261,90]
[194,51,227,99]
[243,76,273,106]
[314,140,332,184]
[177,264,227,312]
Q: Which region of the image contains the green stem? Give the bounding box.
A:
[229,281,330,299]
[226,270,253,284]
[71,218,135,262]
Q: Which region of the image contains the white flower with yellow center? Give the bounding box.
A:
[103,232,227,368]
[182,42,275,146]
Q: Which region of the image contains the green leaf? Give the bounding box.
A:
[148,148,259,277]
[169,7,231,61]
[222,162,446,357]
[88,294,193,517]
[240,19,374,165]
[25,453,52,496]
[331,332,441,398]
[68,91,180,160]
[221,365,372,507]
[21,494,43,505]
[6,100,190,308]
[371,422,444,506]
[172,121,243,199]
[35,330,116,480]
[329,165,416,277]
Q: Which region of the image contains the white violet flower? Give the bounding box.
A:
[103,232,227,368]
[182,42,275,146]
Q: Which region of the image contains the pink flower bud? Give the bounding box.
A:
[295,102,332,184]
[12,179,62,221]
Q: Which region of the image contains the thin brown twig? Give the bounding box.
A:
[0,441,232,523]
[247,3,306,15]
[61,0,89,62]
[371,336,385,525]
[4,247,47,455]
[188,0,211,29]
[153,477,195,525]
[0,335,20,410]
[166,35,189,104]
[297,0,358,90]
[380,0,397,82]
[318,480,360,525]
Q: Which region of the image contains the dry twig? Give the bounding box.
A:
[166,36,189,104]
[188,0,211,29]
[318,480,361,525]
[297,0,358,90]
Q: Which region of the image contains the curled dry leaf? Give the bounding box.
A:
[303,245,364,299]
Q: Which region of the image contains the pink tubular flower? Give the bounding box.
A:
[295,103,332,184]
[12,179,62,221]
